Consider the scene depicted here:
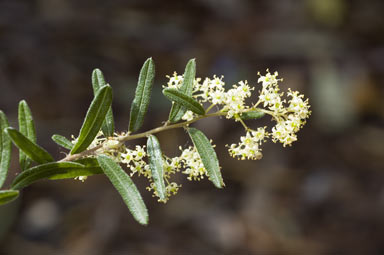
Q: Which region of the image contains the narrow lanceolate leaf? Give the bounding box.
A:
[51,134,74,150]
[5,128,54,164]
[0,190,19,206]
[11,162,85,189]
[240,110,265,120]
[97,155,148,225]
[92,69,115,137]
[128,58,155,133]
[49,158,103,180]
[187,127,224,188]
[169,59,196,123]
[18,100,36,170]
[71,85,113,154]
[163,88,205,115]
[0,111,11,188]
[147,135,166,201]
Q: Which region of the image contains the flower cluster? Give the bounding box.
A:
[164,70,310,161]
[257,71,311,147]
[165,74,254,121]
[121,145,150,177]
[228,127,267,160]
[178,145,209,181]
[119,143,210,203]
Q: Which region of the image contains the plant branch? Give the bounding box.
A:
[60,111,227,162]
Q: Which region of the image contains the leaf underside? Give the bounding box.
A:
[240,110,265,120]
[51,134,74,150]
[147,135,166,201]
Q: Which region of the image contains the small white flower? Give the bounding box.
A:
[179,146,208,181]
[165,72,184,89]
[227,128,268,160]
[182,110,195,121]
[75,176,88,182]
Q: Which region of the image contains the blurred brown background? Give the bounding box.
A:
[1,0,384,254]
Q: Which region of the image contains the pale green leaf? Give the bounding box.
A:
[240,110,265,120]
[97,155,148,225]
[51,134,73,150]
[147,135,166,201]
[0,190,19,206]
[163,88,205,115]
[18,100,36,170]
[169,59,196,123]
[187,127,224,188]
[5,127,54,164]
[128,58,155,133]
[0,111,11,188]
[71,85,113,154]
[91,68,107,91]
[92,69,115,137]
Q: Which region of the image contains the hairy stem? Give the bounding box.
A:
[60,107,270,162]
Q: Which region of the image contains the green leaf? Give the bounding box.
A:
[92,69,115,137]
[0,190,19,206]
[11,162,86,189]
[187,127,224,189]
[91,68,107,90]
[97,155,148,225]
[128,58,155,133]
[102,108,115,137]
[5,127,54,164]
[163,88,205,115]
[18,100,36,170]
[169,59,196,123]
[240,110,265,120]
[147,135,166,201]
[51,134,74,150]
[49,158,103,180]
[71,85,113,154]
[0,111,11,188]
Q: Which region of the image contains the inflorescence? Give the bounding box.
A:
[72,70,311,202]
